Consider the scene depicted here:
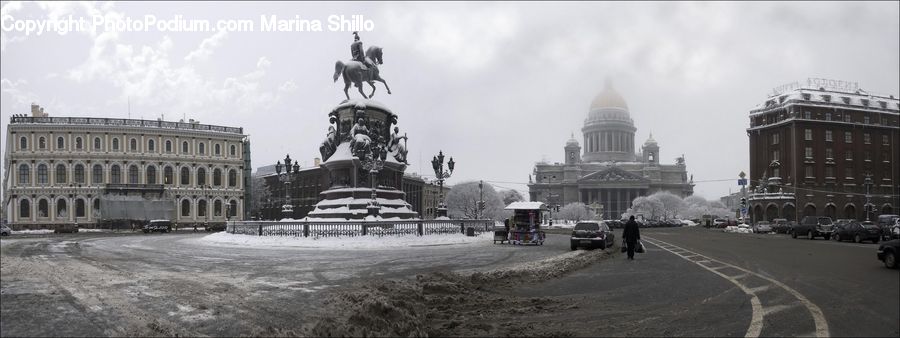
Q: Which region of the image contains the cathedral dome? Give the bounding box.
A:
[566,132,579,147]
[590,81,629,111]
[644,133,658,146]
[581,79,637,163]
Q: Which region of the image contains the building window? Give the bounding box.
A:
[198,200,207,217]
[111,165,121,184]
[128,165,139,184]
[112,138,119,151]
[884,151,891,162]
[825,148,833,159]
[864,133,871,144]
[148,139,155,152]
[199,143,206,155]
[92,165,103,184]
[76,199,86,218]
[57,199,67,218]
[182,200,191,217]
[75,137,83,150]
[864,115,870,124]
[166,140,172,153]
[773,167,780,178]
[845,150,853,160]
[884,135,890,145]
[197,168,207,186]
[39,137,46,149]
[805,147,813,159]
[18,164,30,184]
[804,129,812,141]
[20,200,30,219]
[214,144,221,156]
[164,166,174,185]
[845,131,852,143]
[182,141,190,154]
[74,164,85,184]
[214,200,223,217]
[94,137,102,150]
[844,114,851,123]
[825,112,832,121]
[845,167,854,179]
[20,137,27,150]
[181,167,190,185]
[825,130,832,142]
[229,200,238,217]
[825,166,834,178]
[57,137,65,150]
[56,164,67,184]
[228,169,237,187]
[805,165,814,178]
[804,111,811,119]
[37,164,48,184]
[38,199,48,217]
[130,138,138,152]
[772,150,780,162]
[213,168,222,187]
[864,151,871,161]
[146,166,157,184]
[771,133,779,145]
[230,145,237,156]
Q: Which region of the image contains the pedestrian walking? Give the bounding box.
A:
[623,215,641,260]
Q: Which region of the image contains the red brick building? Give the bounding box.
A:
[746,79,899,222]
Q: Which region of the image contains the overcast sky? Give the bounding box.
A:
[2,1,899,200]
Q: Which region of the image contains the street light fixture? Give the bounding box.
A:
[361,145,388,217]
[864,172,874,221]
[431,151,454,218]
[275,154,297,220]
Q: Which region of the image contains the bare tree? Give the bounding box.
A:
[446,181,507,220]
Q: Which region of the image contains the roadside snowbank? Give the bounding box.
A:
[199,231,492,250]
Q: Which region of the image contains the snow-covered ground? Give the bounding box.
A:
[11,229,55,235]
[199,231,493,250]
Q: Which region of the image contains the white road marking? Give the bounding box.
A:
[645,237,830,338]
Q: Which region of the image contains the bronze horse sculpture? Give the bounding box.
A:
[333,46,392,100]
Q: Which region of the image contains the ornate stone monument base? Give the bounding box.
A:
[307,99,418,220]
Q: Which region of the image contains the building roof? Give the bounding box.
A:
[751,80,899,115]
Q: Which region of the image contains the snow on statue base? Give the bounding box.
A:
[308,98,419,220]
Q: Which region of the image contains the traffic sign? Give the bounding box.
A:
[738,178,748,186]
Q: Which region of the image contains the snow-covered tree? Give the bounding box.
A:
[557,202,597,222]
[446,181,507,220]
[653,191,684,219]
[248,176,272,218]
[630,196,664,220]
[500,189,525,206]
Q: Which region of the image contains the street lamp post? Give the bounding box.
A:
[478,180,485,219]
[431,151,455,218]
[275,154,297,220]
[361,145,388,217]
[864,172,873,221]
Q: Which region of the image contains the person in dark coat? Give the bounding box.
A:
[623,215,641,260]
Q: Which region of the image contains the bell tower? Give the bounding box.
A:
[564,132,581,165]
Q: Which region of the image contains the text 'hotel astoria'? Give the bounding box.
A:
[747,79,899,223]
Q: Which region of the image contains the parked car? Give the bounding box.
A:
[570,221,615,250]
[876,239,900,269]
[724,225,739,233]
[892,219,900,240]
[713,219,727,228]
[681,220,698,227]
[792,216,833,240]
[206,223,227,232]
[54,224,79,234]
[736,224,753,234]
[0,224,11,236]
[142,220,172,233]
[833,221,881,243]
[876,214,900,240]
[771,218,789,233]
[752,221,773,234]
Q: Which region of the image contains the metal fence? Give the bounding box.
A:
[226,219,494,238]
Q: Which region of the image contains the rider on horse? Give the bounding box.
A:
[351,31,375,71]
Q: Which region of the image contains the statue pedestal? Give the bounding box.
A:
[308,99,418,220]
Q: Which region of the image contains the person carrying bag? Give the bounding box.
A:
[622,216,641,260]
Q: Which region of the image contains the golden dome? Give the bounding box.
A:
[590,80,628,111]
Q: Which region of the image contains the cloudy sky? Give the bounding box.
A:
[2,1,898,200]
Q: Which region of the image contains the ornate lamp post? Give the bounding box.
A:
[864,172,874,221]
[431,151,454,218]
[361,145,388,217]
[275,154,298,220]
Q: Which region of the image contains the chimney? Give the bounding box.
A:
[314,157,321,166]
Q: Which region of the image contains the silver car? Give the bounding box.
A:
[753,221,772,234]
[0,224,11,236]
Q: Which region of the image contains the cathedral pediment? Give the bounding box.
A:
[579,166,649,183]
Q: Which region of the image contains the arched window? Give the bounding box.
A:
[229,200,238,217]
[74,164,85,184]
[20,137,28,150]
[38,199,49,217]
[112,138,119,151]
[128,165,139,184]
[213,168,222,187]
[180,167,190,185]
[18,164,30,185]
[39,137,46,149]
[20,199,31,219]
[148,139,155,152]
[228,169,237,187]
[111,165,121,184]
[92,165,104,184]
[181,200,191,217]
[93,199,100,217]
[146,166,157,184]
[230,145,236,156]
[214,144,221,156]
[55,164,67,184]
[57,137,65,150]
[198,200,208,217]
[94,137,102,150]
[37,164,48,184]
[214,200,223,217]
[165,140,172,153]
[199,143,206,155]
[130,138,138,152]
[164,166,174,185]
[75,137,83,150]
[182,141,189,154]
[56,199,68,218]
[197,168,207,186]
[76,199,86,217]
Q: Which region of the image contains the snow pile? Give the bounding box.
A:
[11,229,54,235]
[199,231,492,250]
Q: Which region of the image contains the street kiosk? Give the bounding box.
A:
[502,202,546,245]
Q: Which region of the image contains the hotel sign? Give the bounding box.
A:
[806,78,859,93]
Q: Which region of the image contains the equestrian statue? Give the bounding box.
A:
[334,31,392,100]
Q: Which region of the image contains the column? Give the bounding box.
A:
[69,197,75,222]
[11,197,17,223]
[617,189,622,218]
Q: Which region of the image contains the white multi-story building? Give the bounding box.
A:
[2,104,249,229]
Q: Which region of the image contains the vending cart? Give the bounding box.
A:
[503,202,547,245]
